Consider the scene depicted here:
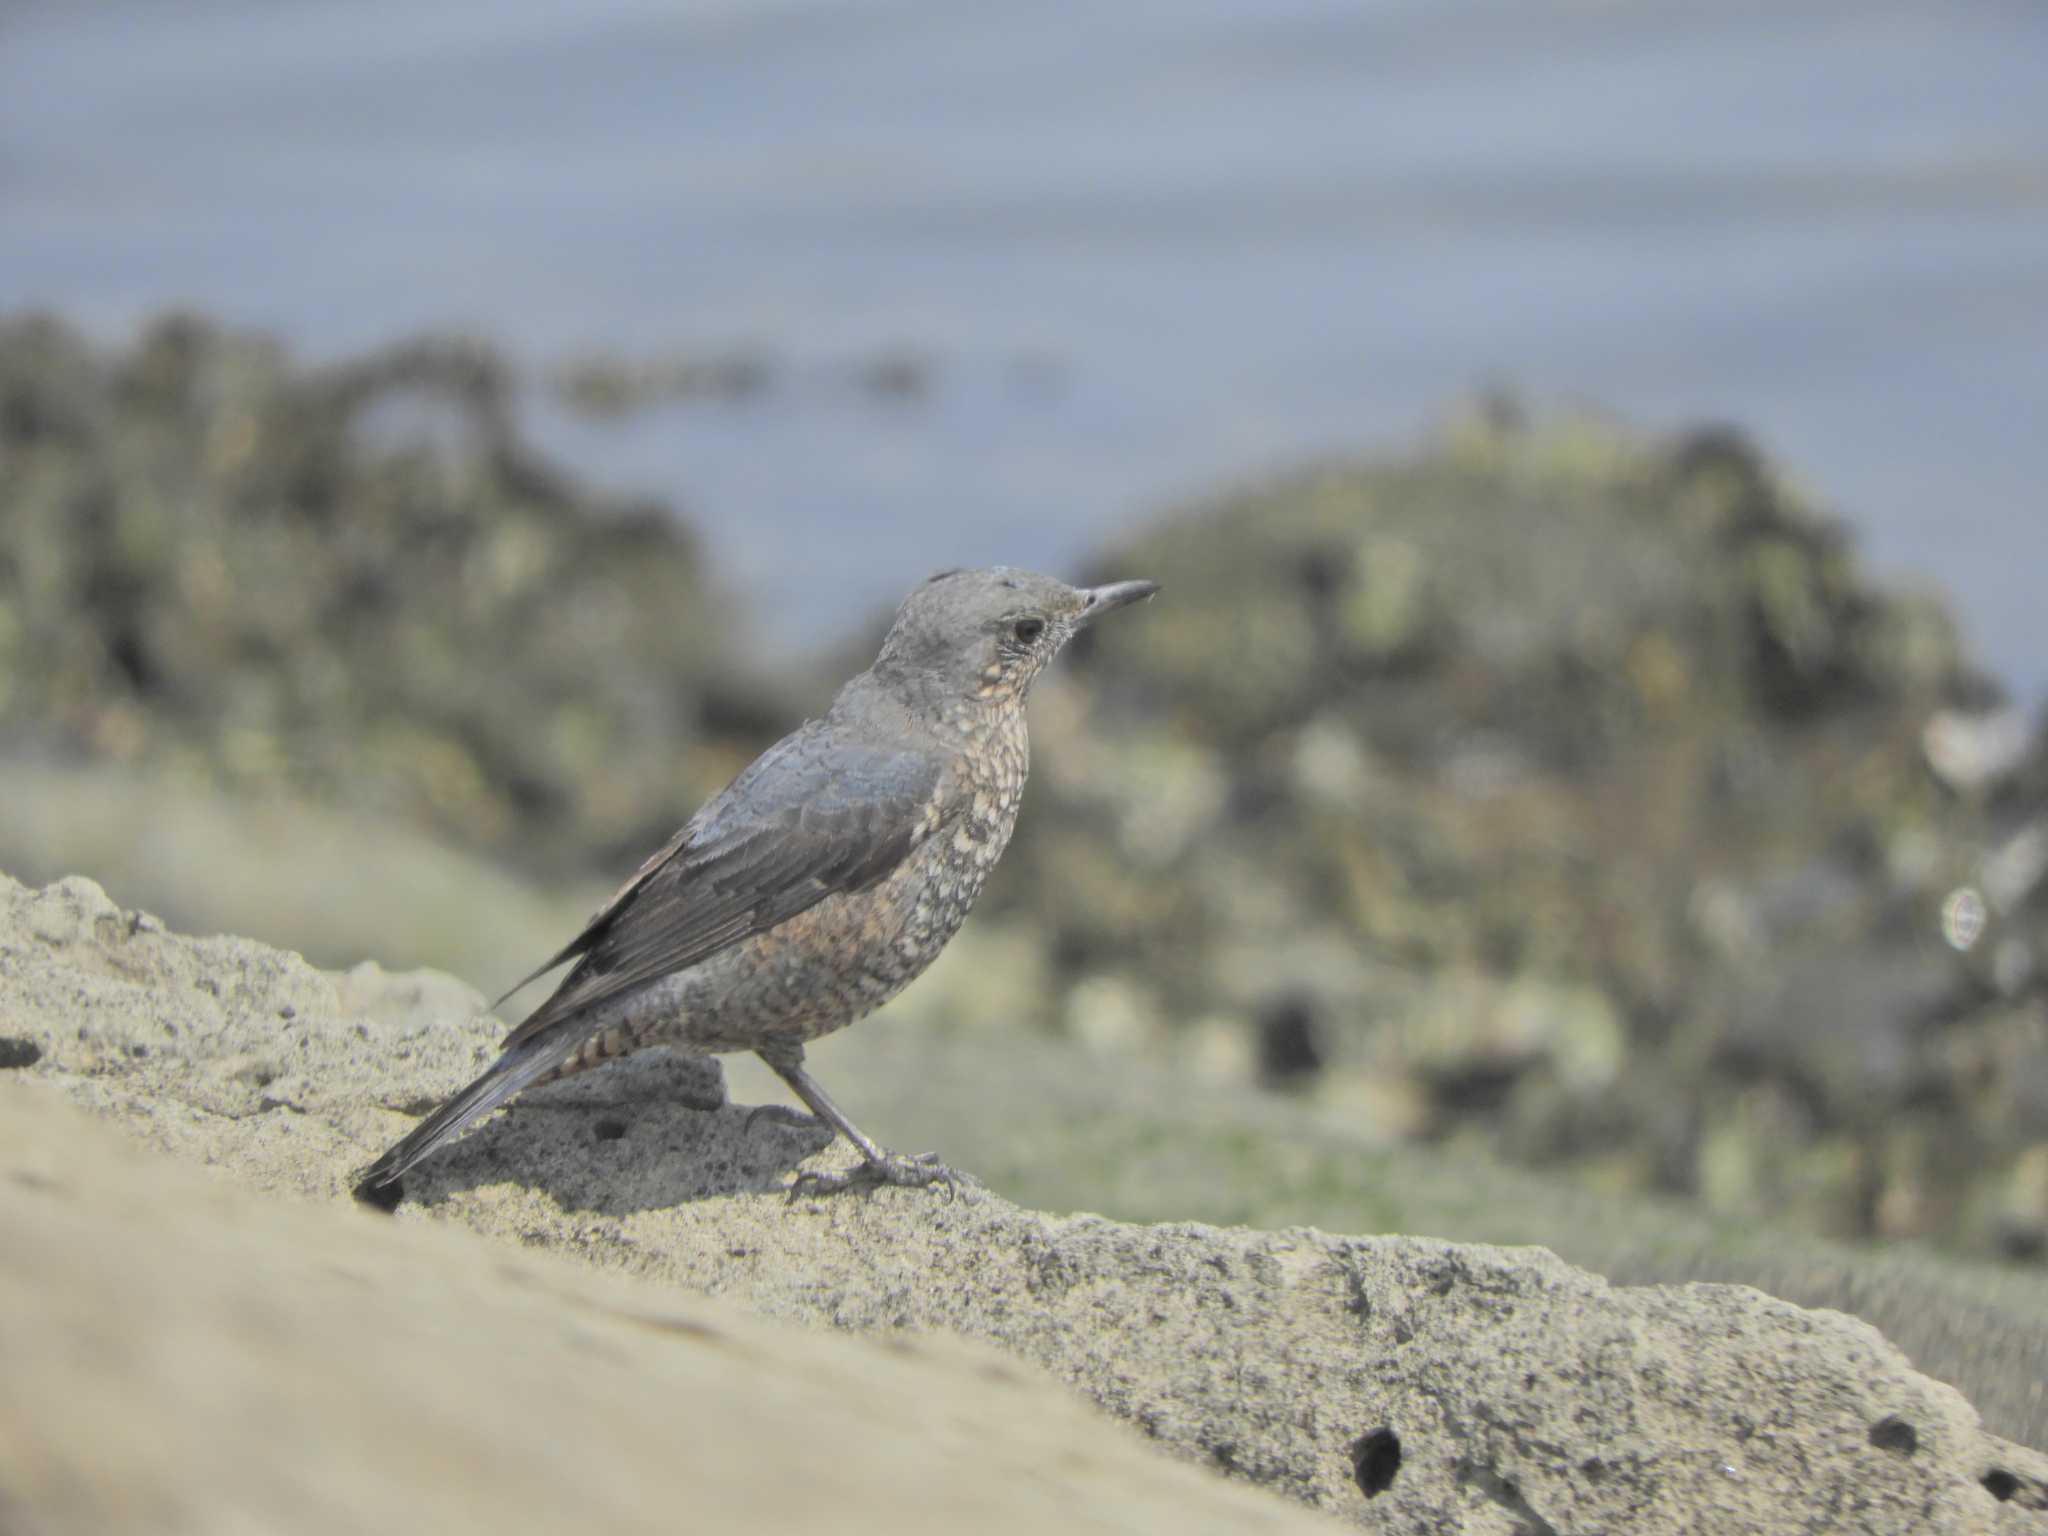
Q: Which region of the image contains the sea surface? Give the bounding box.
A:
[4,0,2045,697]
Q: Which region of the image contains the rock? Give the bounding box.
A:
[0,1083,1326,1536]
[4,868,2045,1532]
[775,1016,2048,1455]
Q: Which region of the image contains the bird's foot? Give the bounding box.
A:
[787,1150,961,1202]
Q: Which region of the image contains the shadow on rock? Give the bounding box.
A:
[387,1050,836,1214]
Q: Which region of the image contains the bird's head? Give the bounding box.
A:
[873,566,1159,706]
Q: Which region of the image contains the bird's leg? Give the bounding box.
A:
[756,1043,959,1199]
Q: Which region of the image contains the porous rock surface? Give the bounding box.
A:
[3,870,2044,1533]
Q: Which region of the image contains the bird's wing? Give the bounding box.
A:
[499,730,950,1051]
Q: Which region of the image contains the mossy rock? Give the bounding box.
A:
[997,411,2043,1261]
[0,313,789,873]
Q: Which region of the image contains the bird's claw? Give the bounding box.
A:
[787,1151,961,1202]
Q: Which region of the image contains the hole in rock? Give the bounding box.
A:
[1352,1427,1401,1498]
[1867,1417,1917,1457]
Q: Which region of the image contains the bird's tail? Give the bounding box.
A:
[352,1027,578,1200]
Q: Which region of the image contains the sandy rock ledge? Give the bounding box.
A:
[3,871,2045,1534]
[0,1082,1329,1536]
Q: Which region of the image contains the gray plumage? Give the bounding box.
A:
[354,566,1157,1201]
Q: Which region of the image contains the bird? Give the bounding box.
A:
[353,566,1159,1204]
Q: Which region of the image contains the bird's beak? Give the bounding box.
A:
[1075,579,1161,624]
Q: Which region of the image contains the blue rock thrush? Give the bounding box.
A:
[354,567,1158,1203]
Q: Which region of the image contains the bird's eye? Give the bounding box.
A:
[1011,617,1046,645]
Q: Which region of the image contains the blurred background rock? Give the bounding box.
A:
[1019,408,2048,1261]
[0,313,792,872]
[2,1,2044,1277]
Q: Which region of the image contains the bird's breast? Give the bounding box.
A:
[886,710,1028,953]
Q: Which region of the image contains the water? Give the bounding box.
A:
[4,0,2045,697]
